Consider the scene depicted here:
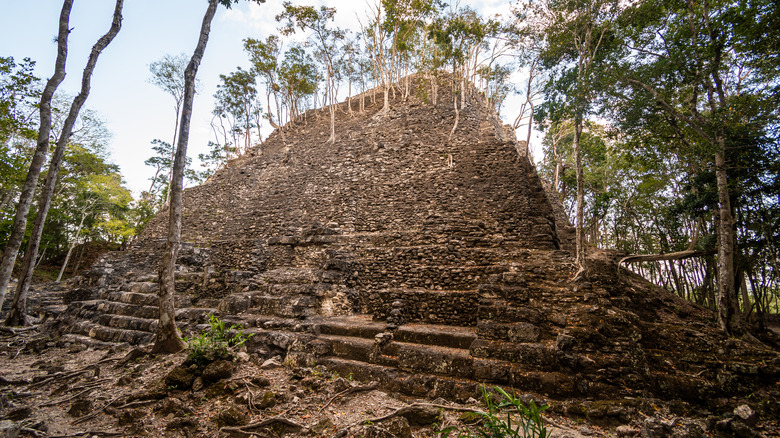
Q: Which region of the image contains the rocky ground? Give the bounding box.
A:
[0,327,776,438]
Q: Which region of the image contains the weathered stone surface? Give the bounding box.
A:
[155,398,193,417]
[202,359,234,382]
[616,425,639,437]
[116,408,146,426]
[164,365,196,390]
[733,404,757,426]
[166,417,199,431]
[397,405,439,425]
[67,399,90,417]
[0,420,20,438]
[257,390,277,409]
[214,404,249,427]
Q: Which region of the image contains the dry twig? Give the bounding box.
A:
[319,381,379,412]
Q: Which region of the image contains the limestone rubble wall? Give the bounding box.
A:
[139,76,563,256]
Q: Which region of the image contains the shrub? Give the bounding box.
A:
[438,386,548,438]
[184,314,253,365]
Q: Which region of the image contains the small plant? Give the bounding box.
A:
[437,386,548,438]
[184,314,253,365]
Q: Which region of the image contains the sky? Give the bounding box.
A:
[0,0,537,196]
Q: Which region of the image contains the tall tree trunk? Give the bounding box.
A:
[525,100,534,163]
[714,147,739,334]
[573,112,586,274]
[73,236,87,274]
[153,0,220,353]
[328,71,335,143]
[738,270,750,316]
[165,103,182,204]
[0,0,73,308]
[56,211,86,282]
[5,0,124,327]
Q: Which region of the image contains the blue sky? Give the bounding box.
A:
[0,0,531,195]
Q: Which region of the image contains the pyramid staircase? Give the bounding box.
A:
[61,276,214,346]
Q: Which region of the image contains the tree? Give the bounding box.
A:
[534,0,621,277]
[0,57,41,229]
[244,35,284,130]
[0,57,39,146]
[429,7,495,139]
[362,0,438,114]
[277,3,344,143]
[5,0,125,326]
[197,140,235,181]
[0,0,73,309]
[213,67,258,155]
[148,53,190,204]
[611,0,780,334]
[56,164,132,282]
[277,45,319,122]
[154,0,265,353]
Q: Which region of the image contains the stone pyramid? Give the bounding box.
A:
[46,75,778,420]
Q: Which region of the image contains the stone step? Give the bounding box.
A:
[91,300,158,319]
[60,333,124,349]
[250,316,306,330]
[383,341,473,377]
[469,339,557,369]
[317,355,580,400]
[96,313,157,332]
[68,320,155,345]
[319,334,375,363]
[394,324,476,349]
[124,281,157,294]
[316,356,483,401]
[241,295,318,319]
[97,290,192,308]
[73,300,211,324]
[317,318,386,339]
[317,319,476,349]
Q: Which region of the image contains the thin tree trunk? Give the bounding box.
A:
[153,0,219,353]
[383,86,389,114]
[525,100,534,162]
[73,236,87,274]
[165,103,181,205]
[739,271,751,316]
[573,112,586,275]
[714,148,739,334]
[34,247,47,272]
[5,0,123,326]
[57,212,86,282]
[449,93,459,141]
[328,71,335,143]
[0,0,73,308]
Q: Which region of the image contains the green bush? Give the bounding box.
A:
[184,314,253,365]
[438,386,548,438]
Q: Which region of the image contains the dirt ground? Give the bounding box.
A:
[0,327,775,438]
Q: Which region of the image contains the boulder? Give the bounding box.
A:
[164,365,196,390]
[202,359,235,382]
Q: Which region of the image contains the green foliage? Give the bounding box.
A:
[0,84,135,269]
[0,56,39,143]
[184,314,253,365]
[148,53,188,108]
[278,45,320,115]
[438,386,548,438]
[134,138,202,234]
